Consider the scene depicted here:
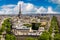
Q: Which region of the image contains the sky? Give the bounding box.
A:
[0,0,60,15]
[0,0,20,15]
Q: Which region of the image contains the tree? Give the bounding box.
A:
[38,31,51,40]
[49,16,59,34]
[0,18,16,40]
[5,34,16,40]
[4,18,16,40]
[49,26,53,34]
[2,18,12,33]
[54,34,60,40]
[0,26,5,35]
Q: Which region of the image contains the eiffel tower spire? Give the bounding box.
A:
[18,4,21,18]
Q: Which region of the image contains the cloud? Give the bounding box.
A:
[18,1,37,14]
[0,1,58,15]
[54,5,60,12]
[0,4,19,15]
[36,6,47,13]
[47,7,55,13]
[19,1,56,14]
[48,0,60,4]
[1,5,16,8]
[47,0,60,13]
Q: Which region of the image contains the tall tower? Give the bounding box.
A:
[18,4,21,18]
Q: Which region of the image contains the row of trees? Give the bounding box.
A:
[49,16,59,34]
[53,16,60,40]
[0,18,16,40]
[0,18,12,34]
[4,18,16,40]
[49,16,60,40]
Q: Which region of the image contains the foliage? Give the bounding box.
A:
[0,26,5,32]
[48,26,53,34]
[5,34,16,40]
[0,18,16,40]
[54,33,60,40]
[38,31,51,40]
[4,18,16,40]
[2,18,12,33]
[26,37,38,40]
[49,16,59,34]
[23,24,32,27]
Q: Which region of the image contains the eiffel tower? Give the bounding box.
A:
[18,4,21,19]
